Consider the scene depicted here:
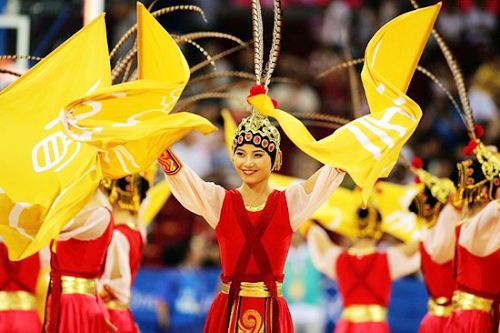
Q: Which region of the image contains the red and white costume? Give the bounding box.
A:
[447,200,500,333]
[100,210,144,333]
[0,242,43,333]
[163,152,345,333]
[44,190,114,333]
[418,204,460,333]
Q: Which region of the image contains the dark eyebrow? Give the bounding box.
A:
[253,149,265,153]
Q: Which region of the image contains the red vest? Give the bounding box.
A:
[0,243,40,293]
[114,224,144,285]
[50,218,114,279]
[456,245,500,299]
[216,189,293,282]
[336,251,391,306]
[419,242,454,302]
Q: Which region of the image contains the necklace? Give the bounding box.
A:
[245,202,266,212]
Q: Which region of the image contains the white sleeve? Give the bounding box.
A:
[59,206,111,241]
[164,164,226,229]
[387,247,421,280]
[459,200,500,256]
[307,225,342,279]
[423,203,460,264]
[99,230,131,304]
[286,166,345,231]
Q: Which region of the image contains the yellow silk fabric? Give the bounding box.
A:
[222,108,419,241]
[0,16,109,260]
[248,4,441,203]
[62,3,216,179]
[1,4,215,260]
[139,180,171,227]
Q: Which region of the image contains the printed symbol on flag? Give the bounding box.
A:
[32,119,81,173]
[344,106,416,161]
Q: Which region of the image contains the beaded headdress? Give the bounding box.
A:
[101,164,156,213]
[356,204,383,240]
[231,0,283,170]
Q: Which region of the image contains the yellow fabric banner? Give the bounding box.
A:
[0,16,110,260]
[139,180,171,227]
[248,4,441,203]
[62,3,217,179]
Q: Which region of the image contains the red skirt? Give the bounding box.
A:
[204,292,293,333]
[0,310,42,333]
[46,293,113,332]
[445,309,493,333]
[108,309,139,333]
[334,319,390,333]
[418,313,450,333]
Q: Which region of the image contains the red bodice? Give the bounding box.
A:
[456,244,500,299]
[419,242,454,301]
[51,211,114,278]
[336,251,391,307]
[115,224,144,284]
[0,243,40,293]
[215,189,293,281]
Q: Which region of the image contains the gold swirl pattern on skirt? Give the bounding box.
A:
[238,309,264,333]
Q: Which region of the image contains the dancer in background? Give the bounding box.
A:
[307,205,420,333]
[44,188,115,333]
[0,241,43,333]
[99,173,152,333]
[408,157,460,333]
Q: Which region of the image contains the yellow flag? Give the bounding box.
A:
[248,4,441,203]
[139,180,171,227]
[372,182,420,243]
[0,16,110,260]
[62,3,217,179]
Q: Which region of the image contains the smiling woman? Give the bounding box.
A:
[158,105,345,332]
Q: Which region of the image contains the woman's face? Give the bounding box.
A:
[232,144,272,186]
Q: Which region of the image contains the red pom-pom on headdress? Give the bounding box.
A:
[414,175,421,184]
[271,99,279,108]
[463,139,478,155]
[411,156,423,169]
[474,124,484,138]
[249,84,267,97]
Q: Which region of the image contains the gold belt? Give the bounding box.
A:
[341,304,387,323]
[106,300,130,310]
[221,281,283,298]
[428,297,452,316]
[0,291,36,311]
[452,290,493,312]
[60,276,97,296]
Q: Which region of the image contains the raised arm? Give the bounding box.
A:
[99,230,132,304]
[286,165,345,230]
[423,203,461,264]
[387,242,421,280]
[459,199,500,256]
[307,224,342,280]
[158,149,226,229]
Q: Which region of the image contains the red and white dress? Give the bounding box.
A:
[100,211,144,333]
[0,242,42,333]
[163,151,345,333]
[335,251,392,333]
[307,227,420,333]
[44,190,114,333]
[418,204,459,333]
[446,200,500,333]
